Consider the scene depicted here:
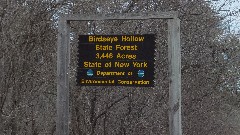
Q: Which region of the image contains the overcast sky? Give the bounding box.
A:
[211,0,240,34]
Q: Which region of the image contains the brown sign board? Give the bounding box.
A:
[77,34,156,87]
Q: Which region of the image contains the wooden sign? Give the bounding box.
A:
[77,34,156,87]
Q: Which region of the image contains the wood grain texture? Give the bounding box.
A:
[60,11,178,21]
[57,16,70,135]
[168,18,182,135]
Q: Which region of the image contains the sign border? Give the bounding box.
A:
[77,34,156,87]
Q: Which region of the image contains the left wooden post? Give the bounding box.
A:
[57,15,70,135]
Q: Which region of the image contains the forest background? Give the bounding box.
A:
[0,0,240,135]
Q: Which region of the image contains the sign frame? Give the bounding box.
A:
[57,11,181,135]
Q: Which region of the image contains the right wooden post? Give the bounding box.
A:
[168,18,182,135]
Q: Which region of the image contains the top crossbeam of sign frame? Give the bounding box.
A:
[59,11,179,21]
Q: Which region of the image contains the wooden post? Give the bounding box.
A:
[57,15,70,135]
[168,18,182,135]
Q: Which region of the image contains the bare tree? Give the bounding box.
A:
[1,0,240,135]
